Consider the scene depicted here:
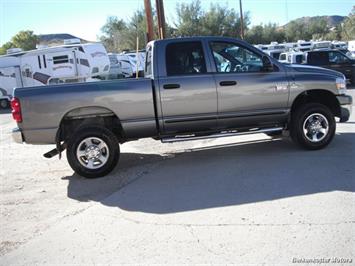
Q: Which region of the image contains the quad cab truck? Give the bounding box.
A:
[11,37,352,178]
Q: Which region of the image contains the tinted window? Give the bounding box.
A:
[166,42,206,76]
[279,54,286,60]
[145,45,152,77]
[295,55,303,64]
[210,42,263,73]
[329,51,349,64]
[308,52,328,65]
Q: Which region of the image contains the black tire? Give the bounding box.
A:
[66,126,120,178]
[290,103,335,150]
[0,99,9,109]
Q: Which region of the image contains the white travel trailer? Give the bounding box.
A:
[263,42,287,59]
[278,51,304,64]
[347,40,355,58]
[124,51,146,77]
[0,41,110,107]
[104,53,136,79]
[311,41,331,50]
[107,50,146,79]
[331,41,347,50]
[296,40,313,52]
[116,54,135,77]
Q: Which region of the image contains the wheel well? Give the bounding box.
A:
[290,90,341,119]
[58,107,124,143]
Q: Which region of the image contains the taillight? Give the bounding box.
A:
[11,97,22,123]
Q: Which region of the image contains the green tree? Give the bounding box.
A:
[0,41,14,55]
[11,30,38,51]
[100,16,128,52]
[201,4,250,37]
[246,23,285,44]
[0,30,38,55]
[175,0,249,38]
[341,6,355,40]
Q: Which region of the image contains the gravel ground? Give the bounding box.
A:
[0,90,354,265]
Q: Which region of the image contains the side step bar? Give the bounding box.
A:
[161,127,284,143]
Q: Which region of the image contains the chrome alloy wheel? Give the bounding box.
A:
[76,137,109,169]
[303,113,329,143]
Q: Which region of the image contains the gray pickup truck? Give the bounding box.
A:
[11,37,352,178]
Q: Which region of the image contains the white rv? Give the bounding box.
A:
[263,42,287,59]
[116,54,135,77]
[296,40,313,52]
[311,41,331,50]
[331,41,347,50]
[123,51,146,77]
[106,50,146,79]
[0,41,110,107]
[347,40,355,58]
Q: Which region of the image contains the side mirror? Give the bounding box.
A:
[262,56,274,72]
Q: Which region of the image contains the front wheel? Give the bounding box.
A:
[67,126,120,178]
[290,103,335,150]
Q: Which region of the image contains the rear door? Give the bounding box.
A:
[158,40,218,134]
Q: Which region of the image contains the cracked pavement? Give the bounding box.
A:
[0,90,354,265]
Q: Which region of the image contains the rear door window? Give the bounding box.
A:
[166,42,207,76]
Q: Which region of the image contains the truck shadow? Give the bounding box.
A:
[65,133,355,213]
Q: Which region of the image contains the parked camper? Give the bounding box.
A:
[124,51,146,77]
[312,41,331,50]
[296,40,313,52]
[0,42,110,107]
[263,42,287,59]
[331,41,347,50]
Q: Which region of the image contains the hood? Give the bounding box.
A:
[286,64,345,79]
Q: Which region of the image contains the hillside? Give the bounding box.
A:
[283,15,346,28]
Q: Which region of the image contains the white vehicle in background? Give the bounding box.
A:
[296,40,313,52]
[347,40,355,58]
[284,42,298,51]
[254,44,269,52]
[331,41,347,50]
[312,41,331,50]
[124,50,146,77]
[104,53,126,79]
[263,42,287,59]
[0,40,110,108]
[278,51,304,64]
[116,54,134,77]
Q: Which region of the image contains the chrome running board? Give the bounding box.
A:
[161,127,284,143]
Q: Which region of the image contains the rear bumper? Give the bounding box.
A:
[12,128,24,143]
[337,95,352,123]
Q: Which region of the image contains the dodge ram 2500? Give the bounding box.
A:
[11,37,352,178]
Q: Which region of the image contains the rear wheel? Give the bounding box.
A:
[290,103,335,150]
[0,99,9,109]
[67,126,120,178]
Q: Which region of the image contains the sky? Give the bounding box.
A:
[0,0,353,45]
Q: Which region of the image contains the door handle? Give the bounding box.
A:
[163,84,180,89]
[219,81,237,86]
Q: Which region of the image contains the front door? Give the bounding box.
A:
[158,41,218,134]
[209,41,290,129]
